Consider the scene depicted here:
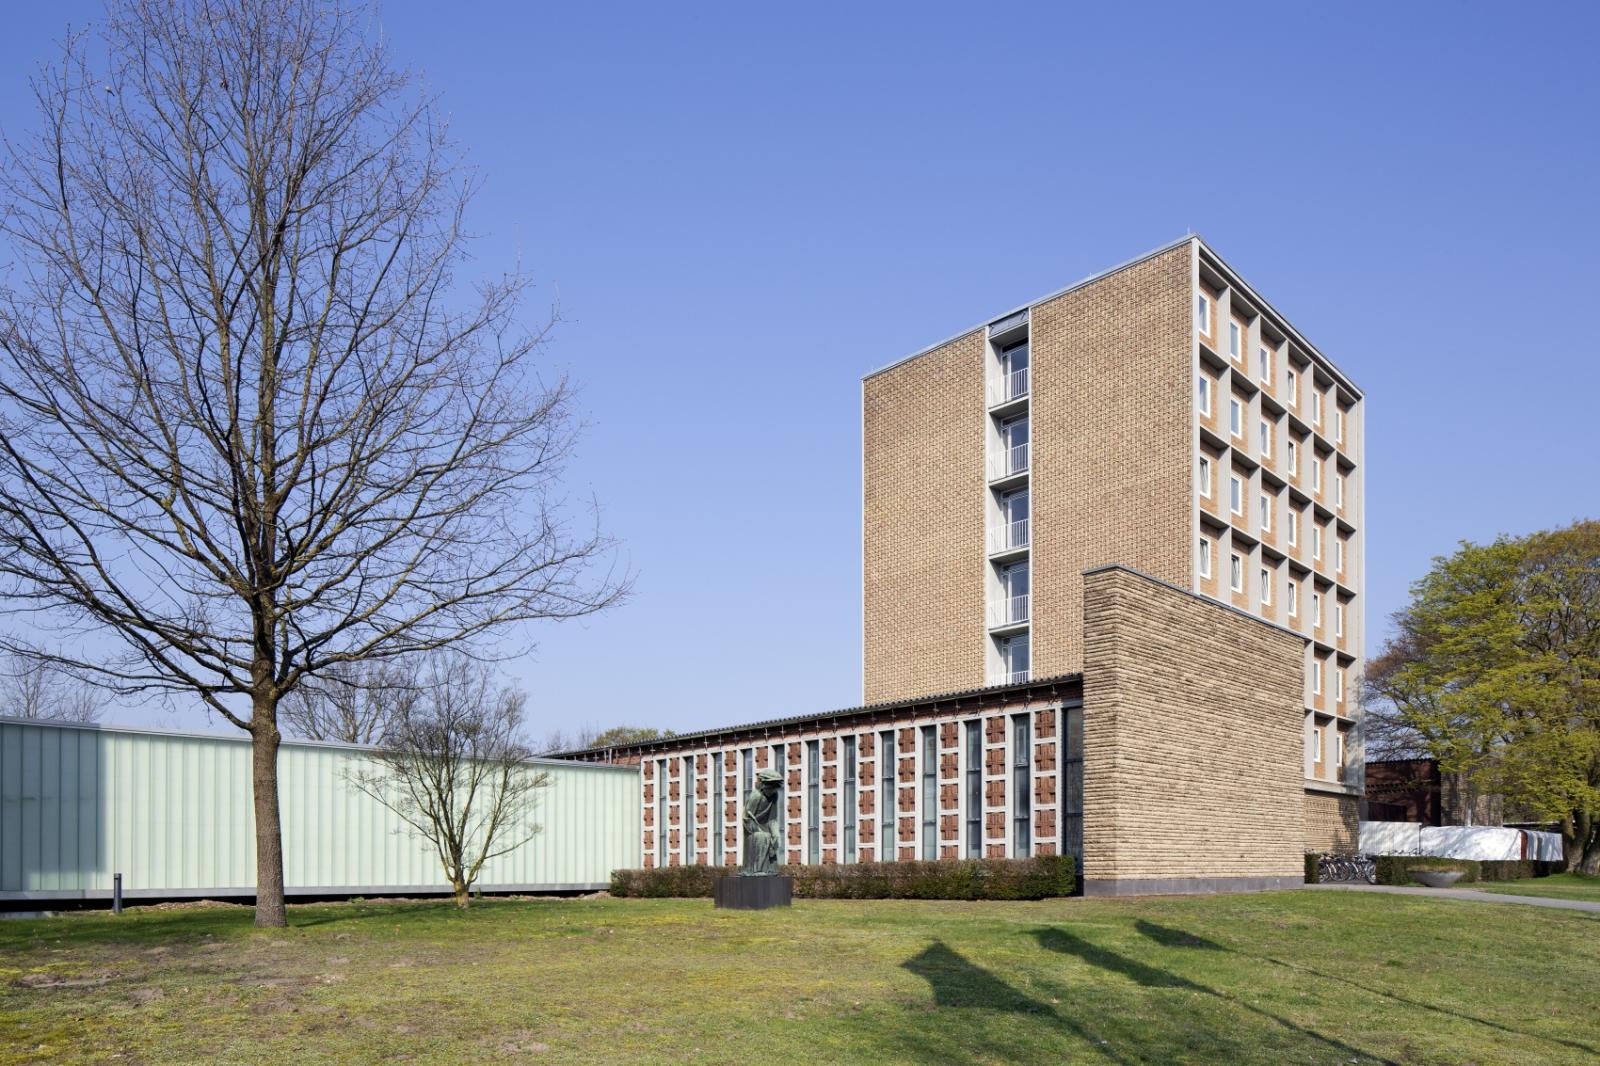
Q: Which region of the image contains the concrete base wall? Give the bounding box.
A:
[1081,565,1306,892]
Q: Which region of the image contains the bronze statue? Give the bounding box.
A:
[741,768,783,876]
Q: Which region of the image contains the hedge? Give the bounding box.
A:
[1303,853,1321,884]
[610,855,1075,901]
[1372,855,1562,886]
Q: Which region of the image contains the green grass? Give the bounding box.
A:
[1,891,1597,1065]
[1473,872,1600,903]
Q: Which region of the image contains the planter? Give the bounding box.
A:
[1411,870,1464,888]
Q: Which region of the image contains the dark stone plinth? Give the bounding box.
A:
[714,874,793,910]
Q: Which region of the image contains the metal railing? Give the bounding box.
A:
[990,442,1028,480]
[994,366,1029,404]
[997,594,1029,626]
[1003,517,1029,551]
[1005,668,1031,684]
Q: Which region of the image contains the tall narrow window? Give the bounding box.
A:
[1314,658,1324,693]
[1197,291,1212,334]
[712,752,724,866]
[1335,406,1345,443]
[1288,509,1299,546]
[1198,375,1212,416]
[1314,526,1323,560]
[1230,474,1242,515]
[1229,398,1242,437]
[1228,320,1241,359]
[1002,632,1030,683]
[1061,705,1083,864]
[1313,456,1323,493]
[1287,439,1298,479]
[1336,473,1345,509]
[1258,419,1271,457]
[1199,536,1212,578]
[1337,538,1346,573]
[1000,561,1030,624]
[741,747,754,802]
[1336,601,1345,638]
[656,758,667,867]
[1288,580,1298,618]
[920,726,937,861]
[1011,714,1032,856]
[964,721,982,858]
[1260,567,1273,605]
[1002,341,1030,402]
[1001,489,1029,550]
[1001,415,1029,476]
[773,743,786,852]
[1260,493,1272,532]
[878,730,895,861]
[843,736,857,863]
[1313,390,1323,426]
[683,756,696,865]
[1257,344,1270,382]
[1230,552,1244,593]
[1313,591,1323,629]
[806,740,820,864]
[1199,456,1212,498]
[1287,368,1299,405]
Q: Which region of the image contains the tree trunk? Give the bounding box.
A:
[453,877,470,909]
[251,700,288,928]
[1568,812,1600,876]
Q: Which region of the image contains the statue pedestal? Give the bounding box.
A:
[714,874,793,910]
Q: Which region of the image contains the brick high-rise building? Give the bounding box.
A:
[568,236,1363,894]
[862,235,1363,854]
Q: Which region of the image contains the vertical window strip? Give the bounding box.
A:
[843,736,857,863]
[1061,706,1083,865]
[683,756,696,865]
[1011,714,1032,856]
[920,726,936,861]
[879,730,895,861]
[965,720,982,858]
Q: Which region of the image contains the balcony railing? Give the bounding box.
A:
[993,594,1029,627]
[988,442,1029,481]
[1002,517,1029,551]
[991,366,1029,406]
[1005,668,1031,684]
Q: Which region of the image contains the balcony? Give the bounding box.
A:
[990,594,1030,631]
[989,517,1030,557]
[987,442,1029,484]
[1005,669,1031,685]
[989,366,1030,410]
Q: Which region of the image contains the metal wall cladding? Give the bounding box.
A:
[0,718,640,898]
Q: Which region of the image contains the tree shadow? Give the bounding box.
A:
[1133,919,1600,1057]
[1032,926,1401,1066]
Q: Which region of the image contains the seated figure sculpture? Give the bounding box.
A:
[741,768,783,876]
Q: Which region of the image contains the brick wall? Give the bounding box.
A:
[1028,243,1194,680]
[862,330,986,703]
[1081,565,1304,893]
[1305,792,1360,854]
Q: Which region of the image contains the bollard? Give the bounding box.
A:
[113,872,123,915]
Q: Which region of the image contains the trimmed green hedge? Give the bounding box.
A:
[610,855,1075,901]
[1372,855,1562,886]
[1304,853,1321,884]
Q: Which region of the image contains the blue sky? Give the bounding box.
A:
[1,2,1596,738]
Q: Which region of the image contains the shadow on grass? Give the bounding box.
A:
[1133,919,1600,1057]
[1032,926,1400,1066]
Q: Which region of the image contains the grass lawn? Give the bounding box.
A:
[1,890,1597,1065]
[1472,872,1600,903]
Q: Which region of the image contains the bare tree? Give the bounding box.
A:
[0,653,101,722]
[0,0,626,926]
[281,660,401,745]
[350,652,547,908]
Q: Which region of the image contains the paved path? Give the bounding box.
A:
[1308,882,1600,913]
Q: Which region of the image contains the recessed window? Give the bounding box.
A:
[1199,536,1213,578]
[1257,345,1270,382]
[1230,552,1243,593]
[1313,723,1325,761]
[1229,397,1242,437]
[1258,419,1272,457]
[1336,600,1345,638]
[1312,457,1323,493]
[1313,526,1323,560]
[1287,581,1298,617]
[1260,494,1272,532]
[1335,730,1346,767]
[1335,406,1345,443]
[1313,591,1323,628]
[1000,341,1030,403]
[1001,631,1030,684]
[1230,474,1243,515]
[1313,389,1323,426]
[1287,439,1298,478]
[1287,368,1299,406]
[1260,568,1272,605]
[1288,509,1299,546]
[1336,473,1345,509]
[1336,668,1346,705]
[1197,291,1213,335]
[1228,320,1241,359]
[1314,658,1324,694]
[1199,456,1212,497]
[1198,375,1212,416]
[1336,537,1346,573]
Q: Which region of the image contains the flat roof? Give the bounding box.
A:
[864,234,1362,398]
[552,672,1083,759]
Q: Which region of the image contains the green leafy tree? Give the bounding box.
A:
[1366,519,1600,872]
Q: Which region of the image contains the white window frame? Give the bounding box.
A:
[1287,509,1299,547]
[1199,455,1212,497]
[1198,374,1212,416]
[1197,291,1212,335]
[1229,397,1242,438]
[1229,552,1243,593]
[1287,368,1299,406]
[1312,456,1322,493]
[1230,474,1243,516]
[1228,320,1242,360]
[1314,659,1324,694]
[1335,730,1346,766]
[1336,601,1345,638]
[1313,591,1323,629]
[1313,525,1323,561]
[1313,723,1324,761]
[1260,567,1272,605]
[1313,388,1323,427]
[1257,344,1270,383]
[1335,406,1345,444]
[1287,581,1298,618]
[1260,493,1272,532]
[1336,537,1345,573]
[1287,439,1298,479]
[1258,419,1271,458]
[1199,536,1212,578]
[1336,668,1346,706]
[1336,473,1345,509]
